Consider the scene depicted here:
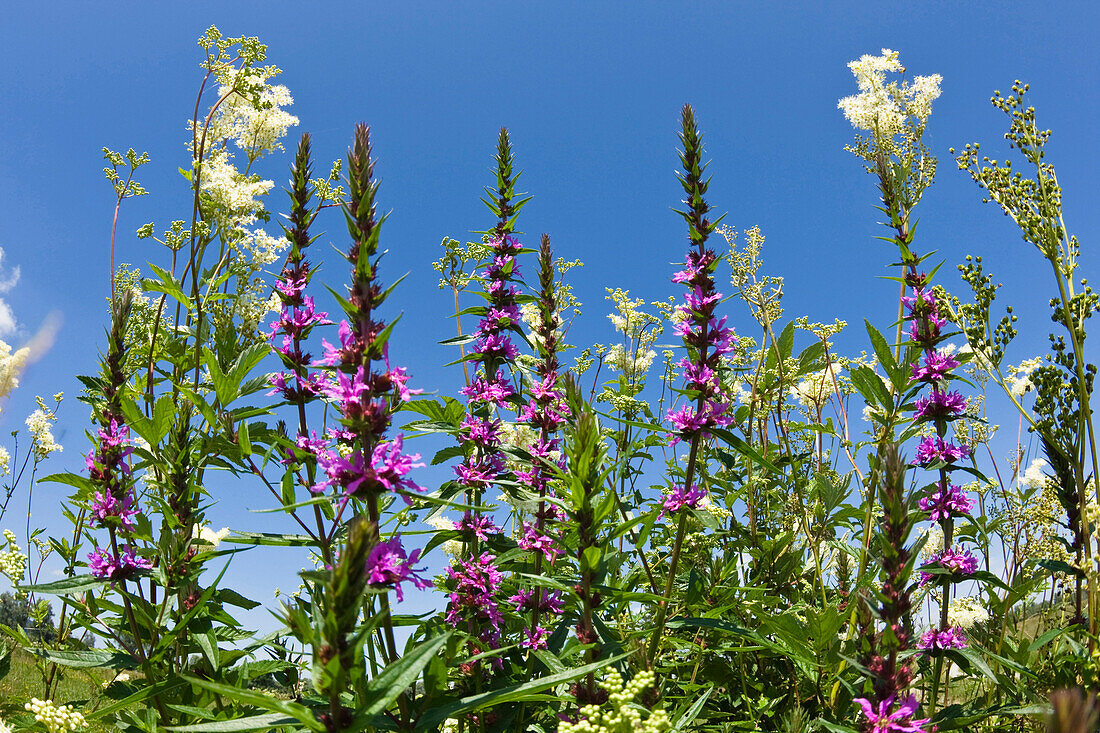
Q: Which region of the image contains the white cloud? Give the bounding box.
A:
[0,247,20,337]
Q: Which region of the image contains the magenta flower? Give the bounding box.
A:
[454,455,505,488]
[917,626,967,652]
[446,553,505,645]
[460,375,516,405]
[363,535,431,602]
[518,522,559,561]
[267,295,330,340]
[854,694,931,733]
[660,484,707,519]
[919,547,978,586]
[88,545,152,580]
[371,435,424,496]
[919,481,973,521]
[267,370,328,401]
[509,588,564,614]
[915,436,972,467]
[457,512,502,542]
[317,320,357,367]
[521,625,549,650]
[911,351,960,384]
[473,332,519,361]
[913,390,968,421]
[322,364,372,408]
[91,490,140,530]
[460,416,502,448]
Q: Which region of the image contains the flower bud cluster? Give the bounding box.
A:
[0,529,27,586]
[559,669,671,733]
[24,699,87,733]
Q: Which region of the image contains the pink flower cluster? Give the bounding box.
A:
[268,266,332,401]
[85,418,150,580]
[853,694,931,733]
[918,481,974,522]
[446,553,505,652]
[919,547,978,586]
[364,535,431,602]
[509,588,564,651]
[448,233,526,659]
[659,484,706,520]
[88,545,152,581]
[311,434,424,503]
[917,626,967,652]
[666,248,736,444]
[914,436,972,467]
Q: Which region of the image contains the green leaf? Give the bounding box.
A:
[222,531,317,547]
[945,647,996,681]
[145,263,190,307]
[167,714,299,732]
[182,675,326,731]
[361,632,453,715]
[1028,626,1067,653]
[40,472,97,496]
[672,684,714,731]
[865,320,901,387]
[415,652,629,730]
[19,575,105,595]
[849,365,893,411]
[30,648,137,669]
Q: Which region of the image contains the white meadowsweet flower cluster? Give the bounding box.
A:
[25,398,62,460]
[838,49,942,133]
[0,529,27,585]
[1005,356,1043,398]
[102,672,132,688]
[24,698,87,733]
[193,524,231,550]
[604,289,661,382]
[0,339,30,407]
[424,514,463,558]
[793,366,836,411]
[211,70,299,159]
[920,524,944,560]
[947,595,991,629]
[0,716,12,733]
[0,446,9,477]
[1020,458,1051,490]
[559,669,671,733]
[201,149,275,223]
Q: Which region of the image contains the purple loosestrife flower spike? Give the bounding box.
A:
[445,131,527,670]
[649,104,730,666]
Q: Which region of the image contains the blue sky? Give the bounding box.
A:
[1,1,1097,629]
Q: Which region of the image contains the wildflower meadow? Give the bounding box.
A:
[1,10,1099,733]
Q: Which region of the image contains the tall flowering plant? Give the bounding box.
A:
[647,104,735,664]
[841,48,980,722]
[272,124,432,731]
[446,130,527,679]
